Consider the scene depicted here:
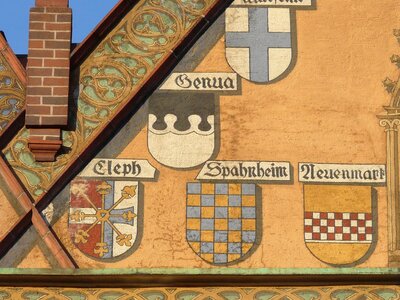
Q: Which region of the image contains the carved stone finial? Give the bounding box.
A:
[383,77,397,93]
[391,55,400,68]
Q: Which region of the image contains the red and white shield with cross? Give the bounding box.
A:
[68,179,139,260]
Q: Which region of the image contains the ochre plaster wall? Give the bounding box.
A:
[17,246,51,269]
[48,0,400,269]
[0,187,20,238]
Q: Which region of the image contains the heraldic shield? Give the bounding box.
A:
[304,185,375,266]
[186,182,258,265]
[148,94,215,169]
[69,179,139,260]
[225,7,293,83]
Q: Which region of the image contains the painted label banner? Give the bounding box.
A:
[232,0,312,6]
[298,163,386,184]
[197,161,291,181]
[80,159,156,179]
[159,73,238,91]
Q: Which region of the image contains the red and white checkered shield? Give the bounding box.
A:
[304,185,375,266]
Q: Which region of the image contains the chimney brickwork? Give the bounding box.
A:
[26,0,71,162]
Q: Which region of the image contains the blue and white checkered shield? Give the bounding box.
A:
[186,182,259,265]
[225,7,293,83]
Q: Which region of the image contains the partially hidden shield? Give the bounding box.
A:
[225,7,293,83]
[69,179,139,260]
[186,182,258,265]
[304,185,375,266]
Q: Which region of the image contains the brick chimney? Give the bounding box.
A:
[25,0,72,162]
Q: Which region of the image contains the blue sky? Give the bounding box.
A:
[0,0,119,54]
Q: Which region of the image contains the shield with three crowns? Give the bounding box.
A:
[304,185,375,266]
[186,182,259,265]
[225,6,293,83]
[69,179,139,260]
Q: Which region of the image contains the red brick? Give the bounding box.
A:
[29,40,44,49]
[53,68,69,77]
[45,40,70,49]
[40,116,68,126]
[43,77,69,86]
[26,96,42,105]
[36,0,69,7]
[30,128,60,136]
[45,7,70,13]
[25,115,41,125]
[30,135,46,141]
[45,22,70,31]
[42,96,67,105]
[28,58,43,67]
[27,86,52,96]
[30,12,56,22]
[28,67,53,77]
[43,58,69,68]
[52,86,69,96]
[27,105,51,115]
[30,7,46,13]
[30,22,44,30]
[52,105,68,116]
[28,49,54,58]
[57,14,71,22]
[55,31,71,40]
[29,30,55,40]
[29,128,61,141]
[54,49,70,58]
[44,135,62,141]
[27,77,43,86]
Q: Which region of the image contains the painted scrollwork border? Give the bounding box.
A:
[0,55,25,135]
[0,286,399,300]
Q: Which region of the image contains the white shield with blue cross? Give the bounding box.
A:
[225,7,293,83]
[186,182,259,265]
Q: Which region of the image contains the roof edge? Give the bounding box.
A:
[70,0,139,66]
[0,33,27,85]
[0,34,27,144]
